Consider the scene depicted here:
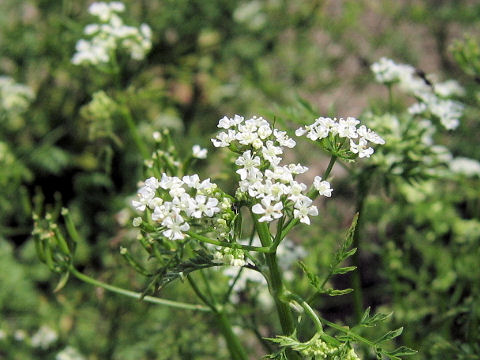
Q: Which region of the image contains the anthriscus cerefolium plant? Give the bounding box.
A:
[33,107,419,359]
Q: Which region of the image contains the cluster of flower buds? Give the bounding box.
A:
[72,2,152,66]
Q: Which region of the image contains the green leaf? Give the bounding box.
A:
[388,346,418,357]
[298,261,321,289]
[359,308,393,327]
[375,327,403,344]
[332,266,357,275]
[324,288,354,296]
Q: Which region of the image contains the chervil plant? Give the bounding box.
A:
[33,112,419,359]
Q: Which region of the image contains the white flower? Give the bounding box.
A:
[350,138,374,158]
[235,150,261,179]
[287,181,308,202]
[192,144,208,159]
[252,196,283,222]
[337,117,359,139]
[144,176,160,189]
[162,214,190,240]
[132,185,156,211]
[132,217,142,227]
[212,130,236,147]
[273,129,296,148]
[313,176,333,197]
[192,195,220,218]
[293,197,318,225]
[182,174,201,188]
[357,125,385,145]
[261,141,282,165]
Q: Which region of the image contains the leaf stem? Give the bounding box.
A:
[186,231,272,253]
[68,266,210,312]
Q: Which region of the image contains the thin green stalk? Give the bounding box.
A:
[351,173,370,322]
[200,269,217,306]
[317,314,381,349]
[186,231,272,253]
[323,155,337,180]
[68,266,210,312]
[280,155,338,241]
[388,84,394,111]
[187,274,216,311]
[287,293,323,332]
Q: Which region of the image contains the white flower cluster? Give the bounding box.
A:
[72,2,152,66]
[296,116,385,159]
[56,346,86,360]
[371,57,464,130]
[449,157,480,177]
[132,175,230,240]
[212,115,332,225]
[0,76,34,114]
[30,325,58,350]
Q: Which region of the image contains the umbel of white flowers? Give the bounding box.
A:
[371,57,464,130]
[72,2,152,66]
[132,115,385,244]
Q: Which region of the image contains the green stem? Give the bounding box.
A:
[324,155,337,180]
[187,274,216,311]
[200,270,217,306]
[119,103,150,159]
[186,231,272,253]
[287,293,323,332]
[216,310,249,360]
[187,276,247,360]
[252,215,298,345]
[351,173,370,322]
[280,155,338,241]
[318,315,377,348]
[388,84,394,111]
[68,266,210,312]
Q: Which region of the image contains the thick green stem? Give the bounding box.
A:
[68,266,210,312]
[188,275,247,360]
[216,310,249,360]
[253,216,301,359]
